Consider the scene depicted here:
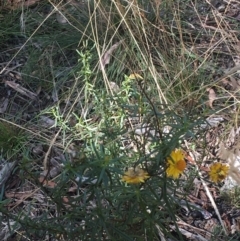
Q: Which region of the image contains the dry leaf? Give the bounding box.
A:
[229,76,239,91]
[218,142,230,160]
[99,40,123,70]
[49,157,62,178]
[62,196,69,203]
[56,12,68,24]
[32,144,43,155]
[109,81,120,93]
[39,115,55,128]
[221,78,230,86]
[207,88,216,109]
[218,142,240,189]
[52,88,59,103]
[0,161,17,190]
[0,98,9,113]
[128,73,143,80]
[184,153,196,164]
[39,177,57,188]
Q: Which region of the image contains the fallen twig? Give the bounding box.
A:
[5,80,38,100]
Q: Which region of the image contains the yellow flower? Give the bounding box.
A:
[209,162,229,183]
[121,167,150,184]
[166,149,186,179]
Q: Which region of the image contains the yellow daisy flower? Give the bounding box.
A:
[209,162,229,183]
[121,167,150,184]
[166,149,186,179]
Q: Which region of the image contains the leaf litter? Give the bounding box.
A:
[1,0,240,240]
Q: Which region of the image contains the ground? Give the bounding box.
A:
[0,0,240,240]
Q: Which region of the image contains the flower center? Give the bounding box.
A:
[217,170,226,178]
[176,159,186,171]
